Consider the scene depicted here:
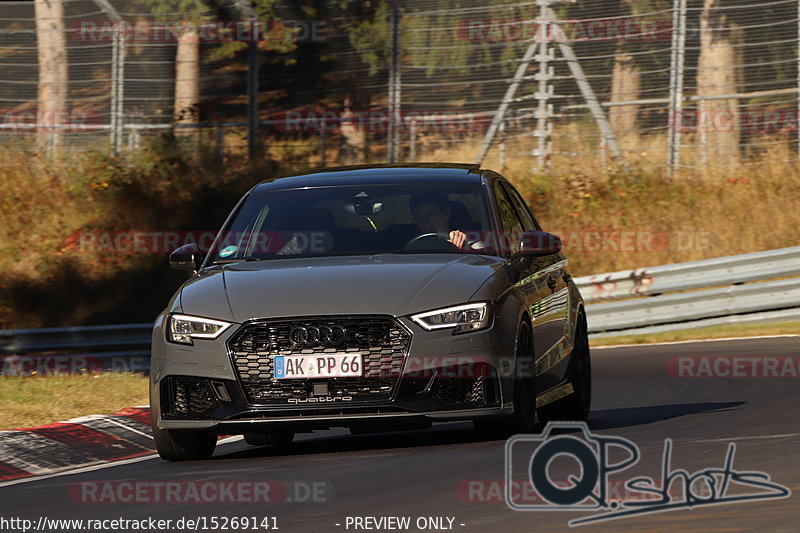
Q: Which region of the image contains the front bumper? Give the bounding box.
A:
[150,314,517,432]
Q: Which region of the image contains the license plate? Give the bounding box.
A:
[273,353,362,379]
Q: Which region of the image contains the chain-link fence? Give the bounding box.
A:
[1,0,798,176]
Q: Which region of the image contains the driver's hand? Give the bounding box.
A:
[449,230,467,249]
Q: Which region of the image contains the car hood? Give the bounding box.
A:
[179,254,506,322]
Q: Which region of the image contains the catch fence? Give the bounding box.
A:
[1,0,798,176]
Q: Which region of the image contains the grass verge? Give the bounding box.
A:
[590,321,800,347]
[0,372,149,431]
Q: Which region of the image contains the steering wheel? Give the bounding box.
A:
[404,232,458,250]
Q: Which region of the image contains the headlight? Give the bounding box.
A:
[411,302,491,334]
[166,314,233,345]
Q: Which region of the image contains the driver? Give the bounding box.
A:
[409,193,478,250]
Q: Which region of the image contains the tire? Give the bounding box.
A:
[474,320,536,438]
[537,311,592,423]
[152,426,217,461]
[150,387,217,461]
[243,431,295,447]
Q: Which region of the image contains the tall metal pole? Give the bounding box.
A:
[535,6,553,170]
[667,0,687,181]
[110,27,120,152]
[409,117,417,161]
[478,1,623,166]
[115,29,125,153]
[92,0,124,153]
[388,1,400,163]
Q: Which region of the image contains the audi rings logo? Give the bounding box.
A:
[289,325,347,346]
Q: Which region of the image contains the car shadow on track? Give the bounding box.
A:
[215,422,486,460]
[587,401,746,431]
[212,402,745,460]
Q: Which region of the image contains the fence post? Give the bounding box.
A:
[110,29,119,151]
[534,7,553,170]
[409,117,417,161]
[92,0,124,153]
[499,121,506,171]
[111,26,125,153]
[388,1,401,163]
[667,0,687,181]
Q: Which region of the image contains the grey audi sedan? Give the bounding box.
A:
[150,163,591,460]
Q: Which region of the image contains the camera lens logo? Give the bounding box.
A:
[505,422,639,514]
[289,325,347,347]
[529,436,601,506]
[504,421,790,526]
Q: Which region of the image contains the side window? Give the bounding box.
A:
[502,182,540,231]
[493,182,524,255]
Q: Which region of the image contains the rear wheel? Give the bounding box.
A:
[243,431,295,447]
[474,320,536,438]
[537,311,591,423]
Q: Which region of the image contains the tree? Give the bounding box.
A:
[608,1,642,143]
[174,20,202,124]
[34,0,67,151]
[145,0,286,134]
[139,0,208,127]
[696,0,744,166]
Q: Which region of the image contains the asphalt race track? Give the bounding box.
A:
[2,336,798,533]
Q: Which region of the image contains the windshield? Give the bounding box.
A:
[209,183,496,263]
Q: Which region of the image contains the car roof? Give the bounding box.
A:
[251,163,485,192]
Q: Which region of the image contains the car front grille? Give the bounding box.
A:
[227,317,411,404]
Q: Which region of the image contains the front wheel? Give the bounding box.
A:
[537,311,591,423]
[152,426,217,461]
[474,320,536,438]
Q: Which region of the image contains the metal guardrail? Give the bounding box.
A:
[0,247,798,371]
[574,246,800,302]
[574,246,800,338]
[0,324,151,374]
[0,323,152,354]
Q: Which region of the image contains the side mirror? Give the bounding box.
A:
[169,243,203,272]
[519,231,562,256]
